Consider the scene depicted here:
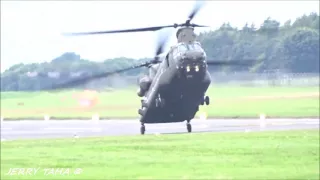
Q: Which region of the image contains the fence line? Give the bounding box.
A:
[2,71,319,91]
[209,72,319,86]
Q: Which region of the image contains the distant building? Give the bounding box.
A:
[70,72,83,77]
[48,72,60,78]
[26,71,38,77]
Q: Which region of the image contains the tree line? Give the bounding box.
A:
[1,12,319,91]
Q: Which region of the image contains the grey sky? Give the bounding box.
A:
[1,1,319,71]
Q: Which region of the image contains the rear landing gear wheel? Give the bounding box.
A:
[205,96,210,105]
[140,124,145,135]
[187,123,192,133]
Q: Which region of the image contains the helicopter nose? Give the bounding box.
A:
[177,51,206,73]
[177,60,207,74]
[184,64,201,72]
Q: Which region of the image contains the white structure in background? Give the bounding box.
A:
[70,72,83,78]
[26,71,38,77]
[48,72,60,78]
[44,114,50,121]
[259,113,266,128]
[92,114,100,121]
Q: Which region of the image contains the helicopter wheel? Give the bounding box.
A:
[205,96,210,105]
[186,123,192,133]
[140,124,146,135]
[186,120,192,133]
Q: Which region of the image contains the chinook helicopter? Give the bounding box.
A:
[52,1,253,135]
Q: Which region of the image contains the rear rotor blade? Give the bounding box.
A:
[53,24,174,90]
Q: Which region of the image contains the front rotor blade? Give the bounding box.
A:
[206,60,256,66]
[191,24,209,27]
[63,25,176,36]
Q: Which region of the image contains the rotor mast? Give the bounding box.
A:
[176,19,197,43]
[176,27,196,43]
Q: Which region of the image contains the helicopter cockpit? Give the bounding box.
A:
[177,42,203,52]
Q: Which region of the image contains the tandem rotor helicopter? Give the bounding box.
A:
[53,1,252,135]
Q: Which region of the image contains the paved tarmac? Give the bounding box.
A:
[1,118,319,141]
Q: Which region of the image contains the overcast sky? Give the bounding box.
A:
[1,0,319,71]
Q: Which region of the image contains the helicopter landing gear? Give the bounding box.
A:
[204,96,210,105]
[140,123,146,135]
[186,120,192,133]
[200,96,210,106]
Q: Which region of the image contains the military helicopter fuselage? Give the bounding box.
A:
[136,27,211,133]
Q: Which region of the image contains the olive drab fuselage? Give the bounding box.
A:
[137,27,211,126]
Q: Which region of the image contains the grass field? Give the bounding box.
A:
[1,129,319,179]
[1,85,319,119]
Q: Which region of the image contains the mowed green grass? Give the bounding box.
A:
[1,130,319,179]
[1,86,319,119]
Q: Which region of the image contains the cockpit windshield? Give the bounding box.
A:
[178,45,188,52]
[188,43,202,50]
[177,43,202,52]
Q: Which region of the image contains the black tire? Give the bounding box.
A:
[205,96,210,105]
[187,123,192,133]
[140,125,145,135]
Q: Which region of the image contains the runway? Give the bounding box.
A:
[1,118,319,141]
